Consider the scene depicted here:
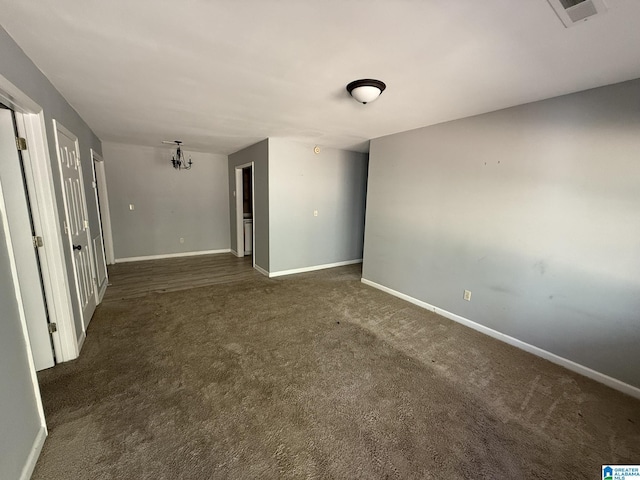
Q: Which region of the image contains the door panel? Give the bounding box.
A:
[54,122,96,332]
[0,108,54,370]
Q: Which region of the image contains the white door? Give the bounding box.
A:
[0,108,54,370]
[54,121,97,331]
[92,150,115,264]
[90,150,109,301]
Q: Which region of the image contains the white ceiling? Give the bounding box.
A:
[1,0,640,155]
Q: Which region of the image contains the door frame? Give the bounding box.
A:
[0,74,79,362]
[234,162,255,266]
[1,106,55,370]
[53,119,98,341]
[91,149,115,265]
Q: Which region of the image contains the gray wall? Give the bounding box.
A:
[363,79,640,389]
[103,142,230,259]
[0,205,42,479]
[268,139,368,273]
[229,139,269,271]
[0,25,103,339]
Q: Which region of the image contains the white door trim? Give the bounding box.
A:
[91,149,115,265]
[3,107,55,371]
[0,73,78,362]
[53,120,98,336]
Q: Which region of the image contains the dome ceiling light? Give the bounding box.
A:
[346,79,386,104]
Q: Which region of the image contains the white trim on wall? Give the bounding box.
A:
[269,259,362,278]
[361,277,640,401]
[19,426,46,480]
[253,264,269,277]
[115,249,231,263]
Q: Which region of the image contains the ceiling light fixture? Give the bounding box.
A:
[346,79,386,104]
[164,140,192,170]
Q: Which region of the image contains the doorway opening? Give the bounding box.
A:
[235,162,254,265]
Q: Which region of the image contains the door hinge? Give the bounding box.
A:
[32,236,44,248]
[84,219,89,229]
[48,323,57,334]
[16,137,27,151]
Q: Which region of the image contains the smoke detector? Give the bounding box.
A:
[547,0,608,28]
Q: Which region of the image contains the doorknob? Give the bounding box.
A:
[73,244,82,251]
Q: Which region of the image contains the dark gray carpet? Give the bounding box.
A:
[33,265,640,479]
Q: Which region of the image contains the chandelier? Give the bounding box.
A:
[164,140,192,170]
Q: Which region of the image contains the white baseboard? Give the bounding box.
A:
[20,426,46,480]
[254,264,269,277]
[230,249,240,257]
[361,278,640,400]
[269,259,363,278]
[115,249,231,263]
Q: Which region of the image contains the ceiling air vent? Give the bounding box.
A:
[547,0,607,28]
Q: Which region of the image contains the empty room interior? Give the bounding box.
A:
[1,1,639,478]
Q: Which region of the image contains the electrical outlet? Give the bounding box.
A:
[313,210,318,217]
[179,237,184,244]
[129,204,134,211]
[463,290,472,301]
